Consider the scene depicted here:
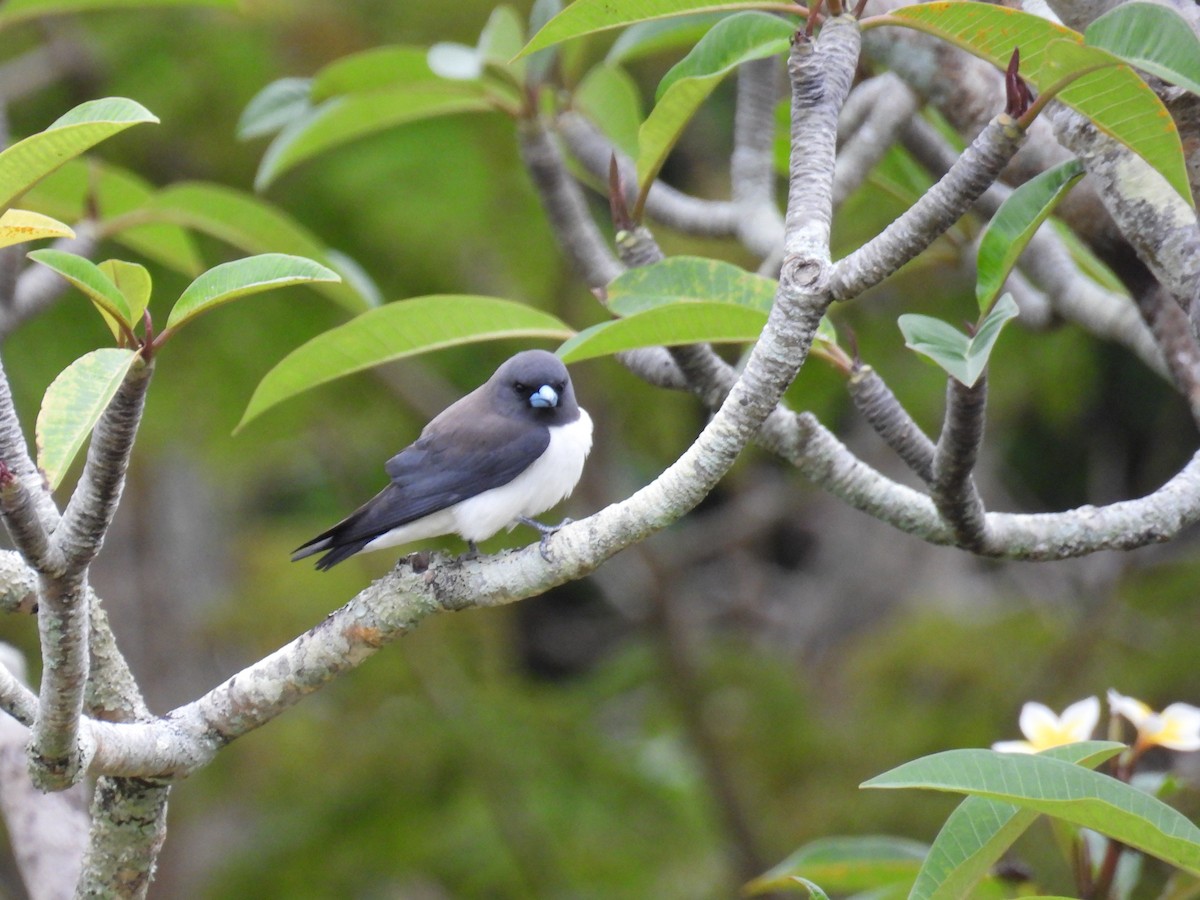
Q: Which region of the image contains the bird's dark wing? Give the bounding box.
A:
[292,412,550,569]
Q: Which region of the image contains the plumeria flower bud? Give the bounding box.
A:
[993,696,1100,753]
[1107,690,1200,752]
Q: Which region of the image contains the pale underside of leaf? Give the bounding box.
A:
[1085,2,1200,98]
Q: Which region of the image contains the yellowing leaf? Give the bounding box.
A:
[0,208,74,249]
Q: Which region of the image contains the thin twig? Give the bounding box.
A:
[847,364,936,483]
[931,375,989,550]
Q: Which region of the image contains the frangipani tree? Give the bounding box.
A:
[0,0,1198,897]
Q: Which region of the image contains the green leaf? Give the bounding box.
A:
[862,747,1200,877]
[255,90,493,190]
[655,11,792,99]
[745,836,928,896]
[165,253,339,333]
[558,301,766,363]
[110,182,374,313]
[0,208,74,249]
[0,97,158,212]
[573,64,643,160]
[786,877,832,899]
[238,296,573,430]
[519,0,772,58]
[27,248,133,330]
[898,293,1019,387]
[479,5,526,76]
[1085,2,1200,97]
[311,46,471,100]
[880,2,1193,205]
[606,13,725,64]
[96,259,151,342]
[909,742,1124,900]
[21,158,202,275]
[237,77,313,141]
[35,348,138,491]
[638,12,793,190]
[0,0,233,29]
[606,255,777,314]
[976,158,1084,311]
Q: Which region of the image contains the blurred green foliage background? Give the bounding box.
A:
[0,2,1197,898]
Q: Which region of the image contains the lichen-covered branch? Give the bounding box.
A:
[77,778,170,900]
[1052,106,1200,336]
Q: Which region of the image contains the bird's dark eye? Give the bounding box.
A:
[513,382,527,394]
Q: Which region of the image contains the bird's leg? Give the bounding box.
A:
[518,516,573,562]
[462,540,481,560]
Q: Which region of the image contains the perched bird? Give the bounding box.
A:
[293,350,592,570]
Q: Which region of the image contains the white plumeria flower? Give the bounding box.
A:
[993,696,1100,753]
[1107,689,1200,752]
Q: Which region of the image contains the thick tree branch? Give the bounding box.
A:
[30,572,89,790]
[77,778,170,900]
[28,361,151,790]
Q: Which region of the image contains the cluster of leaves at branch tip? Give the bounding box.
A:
[0,96,346,491]
[898,154,1085,387]
[229,0,1200,417]
[747,692,1200,898]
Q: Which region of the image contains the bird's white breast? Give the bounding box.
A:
[451,409,593,542]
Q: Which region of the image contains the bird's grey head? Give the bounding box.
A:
[488,350,581,423]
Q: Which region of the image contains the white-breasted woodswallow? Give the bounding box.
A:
[292,350,593,570]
